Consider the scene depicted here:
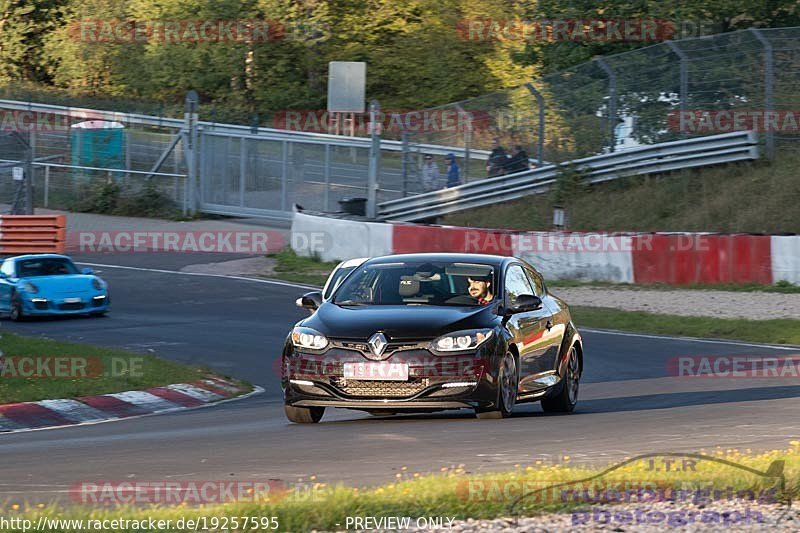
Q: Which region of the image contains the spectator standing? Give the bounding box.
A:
[505,145,530,174]
[445,153,461,187]
[486,138,508,177]
[421,154,441,192]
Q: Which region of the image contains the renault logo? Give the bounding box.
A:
[367,332,388,359]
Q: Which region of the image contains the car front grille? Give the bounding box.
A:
[330,378,429,398]
[59,302,85,311]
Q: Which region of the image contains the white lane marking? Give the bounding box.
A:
[581,327,800,351]
[167,383,225,402]
[0,386,265,435]
[108,390,186,412]
[77,262,319,290]
[36,399,111,423]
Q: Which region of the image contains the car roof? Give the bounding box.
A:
[364,253,513,268]
[3,254,71,262]
[337,257,369,268]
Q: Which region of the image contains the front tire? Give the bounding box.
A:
[541,345,580,413]
[9,295,23,322]
[476,350,518,419]
[284,404,324,424]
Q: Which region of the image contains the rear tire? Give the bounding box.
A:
[541,346,580,413]
[284,404,324,424]
[475,350,518,419]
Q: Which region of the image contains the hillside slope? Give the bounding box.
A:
[443,151,800,234]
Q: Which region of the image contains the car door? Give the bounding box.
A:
[0,260,16,311]
[525,267,567,376]
[503,264,554,392]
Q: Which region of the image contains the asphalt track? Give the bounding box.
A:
[1,252,798,505]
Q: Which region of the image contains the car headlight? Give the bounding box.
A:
[20,281,38,294]
[92,277,106,290]
[291,327,329,350]
[431,329,493,352]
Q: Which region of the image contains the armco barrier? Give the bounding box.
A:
[290,213,798,286]
[0,215,66,254]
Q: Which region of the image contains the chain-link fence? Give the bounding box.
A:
[395,26,800,189]
[0,26,796,219]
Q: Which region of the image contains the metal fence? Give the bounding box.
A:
[0,26,796,220]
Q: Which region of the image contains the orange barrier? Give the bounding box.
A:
[0,215,66,254]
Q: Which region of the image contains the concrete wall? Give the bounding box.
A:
[291,213,798,285]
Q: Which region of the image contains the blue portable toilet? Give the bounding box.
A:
[70,120,126,180]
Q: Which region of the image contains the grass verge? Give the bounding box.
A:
[268,249,338,286]
[442,149,800,233]
[3,447,797,531]
[572,306,800,345]
[0,332,240,404]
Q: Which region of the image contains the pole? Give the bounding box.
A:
[750,28,774,160]
[184,90,199,213]
[595,58,617,152]
[666,41,689,138]
[524,83,546,166]
[366,100,381,218]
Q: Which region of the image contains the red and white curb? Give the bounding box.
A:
[0,377,262,433]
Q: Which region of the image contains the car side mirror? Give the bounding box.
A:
[296,291,323,311]
[506,294,542,314]
[82,267,94,275]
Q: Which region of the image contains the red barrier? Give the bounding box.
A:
[0,215,67,254]
[631,234,772,285]
[392,224,515,255]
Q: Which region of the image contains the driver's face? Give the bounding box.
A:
[468,278,490,299]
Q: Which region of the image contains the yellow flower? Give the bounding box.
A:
[11,504,19,511]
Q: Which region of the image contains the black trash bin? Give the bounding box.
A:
[338,197,367,216]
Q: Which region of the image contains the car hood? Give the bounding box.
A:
[304,302,498,340]
[18,275,97,294]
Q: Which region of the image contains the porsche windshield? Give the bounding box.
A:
[332,261,495,306]
[16,258,79,277]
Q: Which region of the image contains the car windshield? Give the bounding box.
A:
[323,266,357,300]
[332,261,495,306]
[16,258,79,277]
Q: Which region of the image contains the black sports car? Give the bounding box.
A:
[281,253,583,423]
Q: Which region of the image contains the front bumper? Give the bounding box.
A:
[21,292,109,315]
[282,342,502,411]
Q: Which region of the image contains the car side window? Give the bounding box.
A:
[524,268,545,297]
[0,260,15,278]
[505,265,534,305]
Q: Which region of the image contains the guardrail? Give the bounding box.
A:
[377,131,759,222]
[0,215,66,254]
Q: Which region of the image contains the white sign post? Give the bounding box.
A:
[12,167,23,181]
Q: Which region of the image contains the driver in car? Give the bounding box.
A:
[467,275,494,305]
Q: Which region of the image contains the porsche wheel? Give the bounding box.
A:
[9,295,23,322]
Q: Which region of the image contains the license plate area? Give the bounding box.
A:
[63,297,81,304]
[343,362,409,381]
